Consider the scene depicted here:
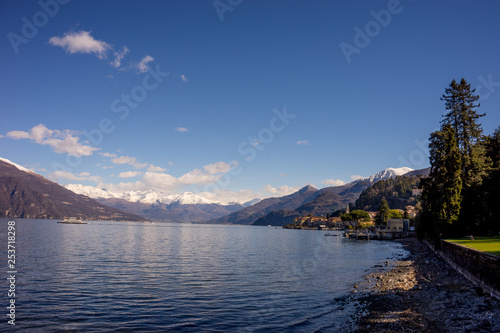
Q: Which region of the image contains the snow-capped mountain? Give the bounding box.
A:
[64,184,248,223]
[65,184,227,205]
[63,166,417,223]
[119,190,166,204]
[241,198,262,207]
[361,167,414,183]
[65,184,118,199]
[0,158,144,221]
[0,157,36,174]
[166,192,218,205]
[66,167,414,210]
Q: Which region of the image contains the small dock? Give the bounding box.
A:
[344,232,377,240]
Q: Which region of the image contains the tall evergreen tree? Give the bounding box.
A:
[440,78,485,186]
[420,125,462,240]
[439,78,491,234]
[481,127,500,234]
[377,198,390,225]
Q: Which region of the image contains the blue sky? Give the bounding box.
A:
[1,0,499,203]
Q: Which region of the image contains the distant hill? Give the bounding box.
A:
[0,158,145,221]
[252,181,373,226]
[402,167,430,177]
[207,185,318,225]
[355,168,430,211]
[253,210,301,226]
[251,167,429,227]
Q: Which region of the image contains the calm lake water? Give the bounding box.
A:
[0,218,407,332]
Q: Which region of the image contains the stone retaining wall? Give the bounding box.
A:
[426,240,500,300]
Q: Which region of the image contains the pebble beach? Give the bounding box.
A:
[353,238,500,332]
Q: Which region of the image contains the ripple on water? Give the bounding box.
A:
[1,219,406,332]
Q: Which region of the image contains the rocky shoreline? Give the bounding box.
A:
[352,237,500,332]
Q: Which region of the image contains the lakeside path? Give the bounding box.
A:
[353,238,500,332]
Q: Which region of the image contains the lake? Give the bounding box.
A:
[0,218,407,332]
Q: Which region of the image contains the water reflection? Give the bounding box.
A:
[0,218,406,332]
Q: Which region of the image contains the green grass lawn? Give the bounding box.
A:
[446,235,500,257]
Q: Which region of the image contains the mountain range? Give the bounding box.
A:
[0,156,429,225]
[250,180,375,226]
[64,184,260,223]
[65,184,258,205]
[245,167,429,226]
[0,158,145,221]
[207,184,319,225]
[65,166,427,225]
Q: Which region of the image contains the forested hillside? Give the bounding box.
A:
[355,175,423,211]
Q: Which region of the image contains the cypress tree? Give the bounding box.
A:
[440,78,485,186]
[482,127,500,234]
[377,198,390,225]
[420,125,462,240]
[440,78,490,234]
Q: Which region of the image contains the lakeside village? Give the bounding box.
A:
[283,189,423,240]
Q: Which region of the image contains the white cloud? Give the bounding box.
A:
[49,31,111,59]
[262,184,301,196]
[321,179,346,186]
[175,127,189,133]
[101,172,177,194]
[111,156,135,164]
[111,155,148,169]
[5,124,99,157]
[180,74,188,82]
[111,46,130,68]
[66,158,310,205]
[142,171,178,188]
[49,31,153,75]
[118,171,141,178]
[178,161,236,185]
[199,189,261,204]
[203,161,232,175]
[4,130,30,140]
[103,160,236,194]
[350,175,364,181]
[104,180,147,193]
[99,152,117,158]
[297,140,310,146]
[137,55,154,73]
[48,171,101,183]
[250,138,262,147]
[178,168,221,185]
[147,164,166,172]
